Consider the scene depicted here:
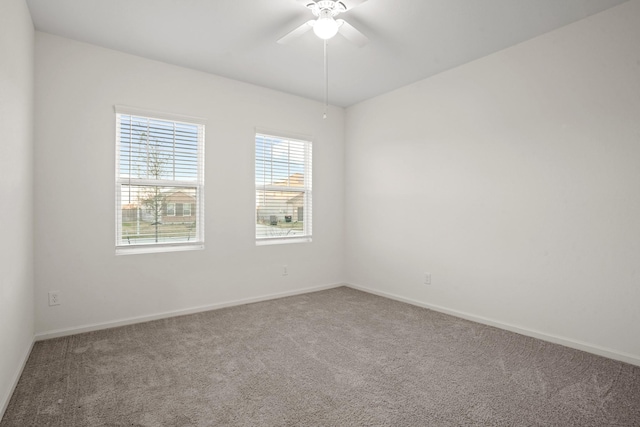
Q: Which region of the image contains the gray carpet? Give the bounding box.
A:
[2,287,640,426]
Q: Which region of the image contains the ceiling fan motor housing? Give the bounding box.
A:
[307,1,347,17]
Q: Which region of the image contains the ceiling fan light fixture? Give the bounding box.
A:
[313,10,339,40]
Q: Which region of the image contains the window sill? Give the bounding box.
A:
[116,242,204,255]
[256,236,312,246]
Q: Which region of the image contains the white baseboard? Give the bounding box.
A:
[35,283,344,341]
[1,337,34,421]
[346,282,640,367]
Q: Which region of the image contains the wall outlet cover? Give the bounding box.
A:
[48,291,61,306]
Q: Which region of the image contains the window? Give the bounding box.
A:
[115,106,205,254]
[255,132,312,244]
[183,203,191,217]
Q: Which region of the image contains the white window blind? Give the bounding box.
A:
[255,132,312,243]
[115,107,205,254]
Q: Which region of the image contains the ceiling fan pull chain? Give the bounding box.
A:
[324,39,328,119]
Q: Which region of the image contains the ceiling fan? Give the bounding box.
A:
[278,0,369,47]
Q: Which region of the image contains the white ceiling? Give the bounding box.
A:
[26,0,628,107]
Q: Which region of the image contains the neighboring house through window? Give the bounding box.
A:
[255,132,312,244]
[115,106,205,254]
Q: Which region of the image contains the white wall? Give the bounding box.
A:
[345,0,640,363]
[34,33,345,335]
[0,0,35,416]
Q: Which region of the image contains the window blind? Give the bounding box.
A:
[115,108,205,253]
[255,133,312,242]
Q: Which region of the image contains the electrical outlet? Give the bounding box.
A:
[282,265,288,276]
[48,291,61,306]
[424,273,431,285]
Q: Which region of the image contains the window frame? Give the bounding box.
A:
[115,106,205,255]
[183,203,191,217]
[255,130,312,245]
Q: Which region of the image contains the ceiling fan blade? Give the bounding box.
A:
[277,20,314,44]
[339,0,369,11]
[337,19,369,47]
[296,0,315,6]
